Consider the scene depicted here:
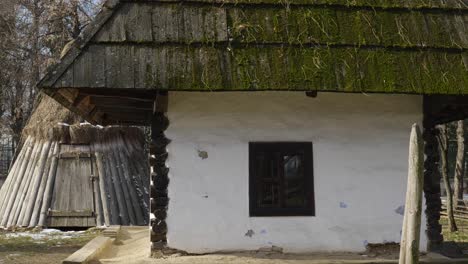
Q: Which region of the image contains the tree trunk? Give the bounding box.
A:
[453,120,465,207]
[437,124,458,232]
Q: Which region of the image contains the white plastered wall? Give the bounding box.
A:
[165,91,426,253]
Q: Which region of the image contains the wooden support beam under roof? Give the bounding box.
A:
[44,88,157,126]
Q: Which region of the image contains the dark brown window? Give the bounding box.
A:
[249,142,315,217]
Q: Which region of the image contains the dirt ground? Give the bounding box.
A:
[96,227,407,264]
[0,228,101,264]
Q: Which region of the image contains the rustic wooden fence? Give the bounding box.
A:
[441,199,468,221]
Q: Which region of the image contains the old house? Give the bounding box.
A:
[0,96,150,228]
[38,0,468,254]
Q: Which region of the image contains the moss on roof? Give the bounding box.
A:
[39,0,468,95]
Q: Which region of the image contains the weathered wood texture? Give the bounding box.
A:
[39,1,468,95]
[125,0,468,10]
[399,124,424,264]
[0,125,149,228]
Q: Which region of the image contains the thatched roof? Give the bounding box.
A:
[22,94,82,140]
[38,0,468,96]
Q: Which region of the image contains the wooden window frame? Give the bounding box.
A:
[249,142,315,217]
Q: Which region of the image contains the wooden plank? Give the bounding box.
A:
[49,210,94,217]
[72,45,106,88]
[95,151,110,226]
[105,45,135,89]
[38,0,119,88]
[60,152,92,159]
[101,150,121,225]
[38,143,61,227]
[151,4,227,43]
[49,145,95,227]
[94,3,153,42]
[91,157,104,226]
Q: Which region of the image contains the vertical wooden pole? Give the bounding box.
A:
[0,136,31,222]
[38,143,61,227]
[21,140,52,226]
[29,141,57,227]
[115,133,146,225]
[1,138,35,226]
[8,140,42,226]
[100,138,120,225]
[105,136,130,225]
[399,124,424,264]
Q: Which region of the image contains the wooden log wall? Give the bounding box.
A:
[422,95,468,251]
[0,126,150,228]
[150,92,170,250]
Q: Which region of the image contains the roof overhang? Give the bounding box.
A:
[38,0,468,125]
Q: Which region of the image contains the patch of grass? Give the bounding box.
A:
[0,228,101,252]
[440,216,468,243]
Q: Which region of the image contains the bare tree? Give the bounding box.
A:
[0,0,103,145]
[453,120,465,206]
[437,124,458,232]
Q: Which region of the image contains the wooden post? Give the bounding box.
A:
[399,124,424,264]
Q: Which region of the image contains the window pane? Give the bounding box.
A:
[258,182,280,207]
[283,154,306,207]
[255,152,281,208]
